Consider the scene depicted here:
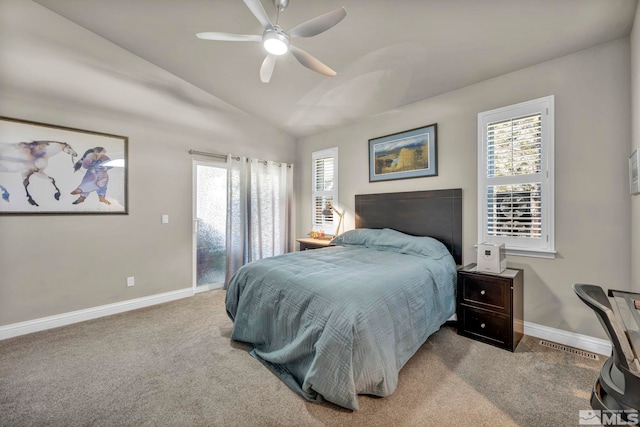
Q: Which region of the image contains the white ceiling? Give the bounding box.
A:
[33,0,638,138]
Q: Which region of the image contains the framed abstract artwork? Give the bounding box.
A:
[0,116,128,215]
[368,123,437,182]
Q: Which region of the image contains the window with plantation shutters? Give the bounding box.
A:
[312,147,338,234]
[478,96,555,258]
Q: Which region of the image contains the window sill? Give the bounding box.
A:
[505,248,556,259]
[474,244,556,259]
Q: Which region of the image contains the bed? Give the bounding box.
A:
[225,189,462,410]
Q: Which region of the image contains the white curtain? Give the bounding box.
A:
[225,155,294,287]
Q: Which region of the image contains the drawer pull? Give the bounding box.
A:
[480,290,486,295]
[480,323,486,329]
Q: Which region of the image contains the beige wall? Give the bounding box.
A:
[632,3,640,289]
[0,0,295,326]
[1,0,636,342]
[296,39,632,339]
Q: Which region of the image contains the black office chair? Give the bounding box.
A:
[572,284,640,420]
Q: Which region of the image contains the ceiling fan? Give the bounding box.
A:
[196,0,346,83]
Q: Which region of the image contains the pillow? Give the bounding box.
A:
[330,228,451,259]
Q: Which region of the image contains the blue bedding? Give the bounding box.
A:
[225,229,457,410]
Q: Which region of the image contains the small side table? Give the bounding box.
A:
[296,237,333,251]
[457,263,524,352]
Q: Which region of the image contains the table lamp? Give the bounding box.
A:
[322,204,343,236]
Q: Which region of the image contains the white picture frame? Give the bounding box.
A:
[630,149,639,195]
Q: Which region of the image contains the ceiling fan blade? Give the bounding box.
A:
[196,32,261,42]
[289,45,336,77]
[288,7,346,38]
[243,0,273,30]
[260,54,277,83]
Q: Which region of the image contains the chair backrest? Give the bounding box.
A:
[572,283,636,371]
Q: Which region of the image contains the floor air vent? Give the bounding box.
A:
[539,340,599,360]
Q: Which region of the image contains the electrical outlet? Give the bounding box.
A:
[162,214,169,224]
[127,276,135,287]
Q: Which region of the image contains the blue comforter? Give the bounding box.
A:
[225,229,457,410]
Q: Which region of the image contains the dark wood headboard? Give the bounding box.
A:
[355,189,463,265]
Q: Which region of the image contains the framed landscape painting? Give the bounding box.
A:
[369,123,437,182]
[0,116,128,215]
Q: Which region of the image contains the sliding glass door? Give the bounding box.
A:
[193,161,227,292]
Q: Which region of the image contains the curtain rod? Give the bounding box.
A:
[189,149,293,168]
[188,149,227,161]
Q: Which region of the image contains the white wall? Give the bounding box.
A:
[0,0,295,326]
[296,39,632,339]
[631,2,640,289]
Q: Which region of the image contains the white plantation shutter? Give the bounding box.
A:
[312,147,338,234]
[486,183,542,238]
[487,114,542,178]
[478,96,555,257]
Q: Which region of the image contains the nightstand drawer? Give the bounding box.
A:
[458,306,510,348]
[459,274,510,314]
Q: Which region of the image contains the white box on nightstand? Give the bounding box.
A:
[476,243,506,274]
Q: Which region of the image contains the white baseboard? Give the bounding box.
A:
[524,321,612,356]
[0,288,194,341]
[0,293,614,357]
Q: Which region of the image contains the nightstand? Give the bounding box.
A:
[296,237,333,251]
[457,263,524,352]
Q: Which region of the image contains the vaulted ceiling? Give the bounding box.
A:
[34,0,638,137]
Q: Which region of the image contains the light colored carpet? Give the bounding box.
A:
[0,289,602,426]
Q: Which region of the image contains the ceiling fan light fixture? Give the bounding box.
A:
[197,0,346,81]
[263,28,289,55]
